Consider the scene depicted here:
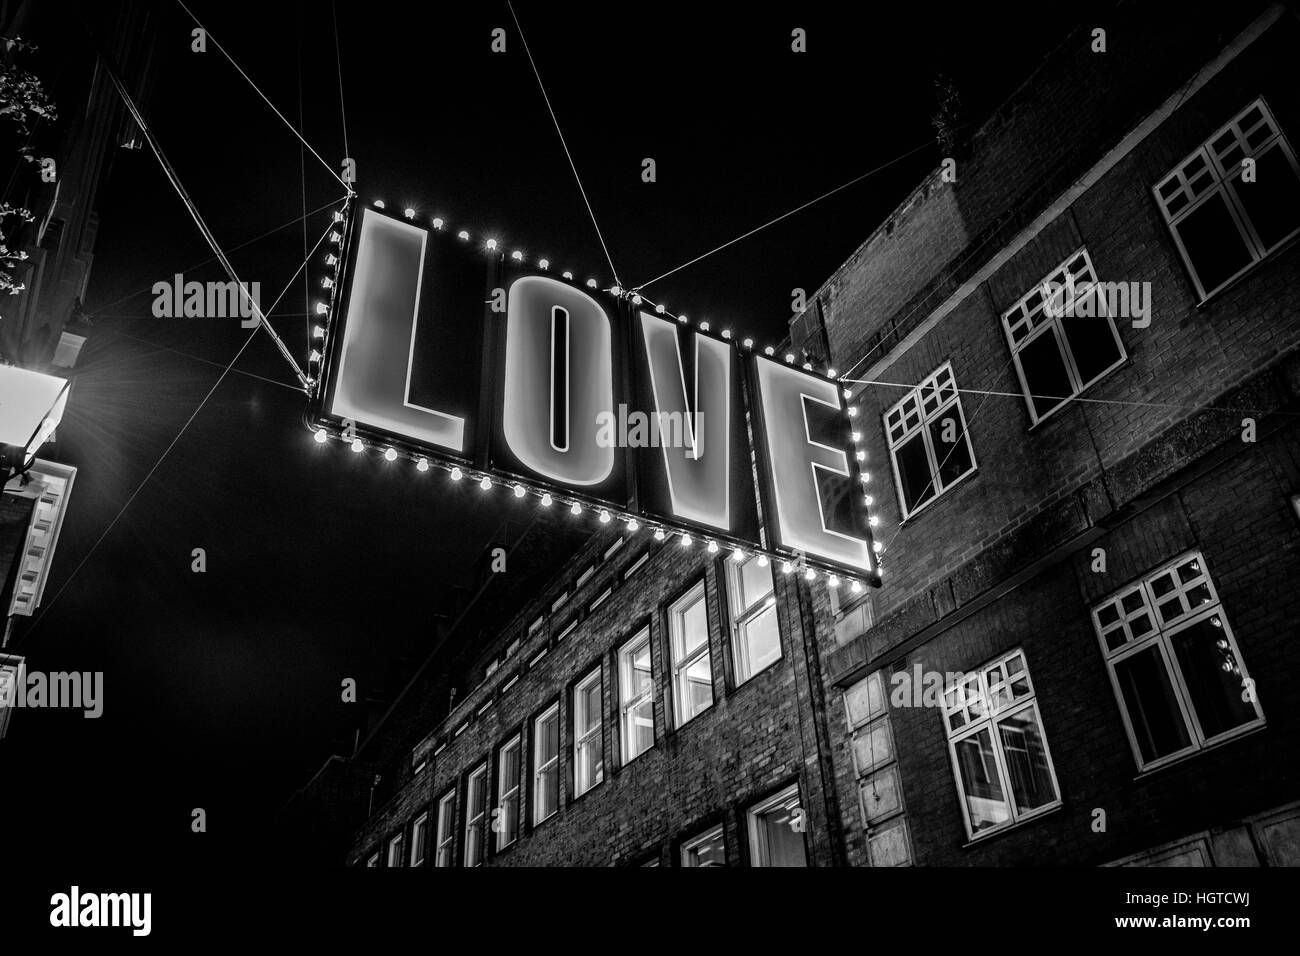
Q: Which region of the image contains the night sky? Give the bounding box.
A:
[5,0,1084,864]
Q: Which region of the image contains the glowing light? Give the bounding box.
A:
[856,451,866,461]
[373,199,385,208]
[785,353,795,363]
[403,207,415,219]
[479,476,492,491]
[847,406,858,418]
[329,232,342,244]
[743,338,754,348]
[315,302,329,315]
[764,347,774,356]
[851,580,863,594]
[321,277,334,289]
[563,271,574,280]
[511,250,523,261]
[803,363,813,371]
[539,258,549,270]
[654,529,665,541]
[631,294,642,305]
[312,326,325,339]
[325,254,338,265]
[851,431,862,443]
[721,329,731,339]
[457,230,470,240]
[655,304,665,314]
[872,541,883,553]
[611,285,623,296]
[313,428,328,444]
[514,484,526,498]
[757,555,768,567]
[804,568,815,581]
[864,495,874,505]
[706,540,719,553]
[828,368,838,378]
[828,575,840,588]
[699,321,710,332]
[680,533,692,547]
[540,493,552,506]
[599,510,611,523]
[782,561,793,575]
[416,458,429,472]
[450,467,463,481]
[731,547,745,562]
[380,447,395,462]
[333,211,345,223]
[626,518,640,532]
[350,438,364,453]
[861,472,871,483]
[585,278,597,288]
[486,238,498,251]
[869,516,879,527]
[570,502,582,515]
[432,218,444,230]
[309,350,322,363]
[843,388,853,400]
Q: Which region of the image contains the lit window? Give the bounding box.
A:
[434,791,455,867]
[533,703,560,824]
[942,649,1061,841]
[619,629,656,763]
[747,784,807,867]
[386,830,405,867]
[557,619,577,641]
[573,668,604,796]
[410,812,428,867]
[726,553,781,683]
[1154,98,1300,299]
[589,586,612,611]
[1091,551,1263,772]
[884,362,977,516]
[576,566,595,589]
[551,591,569,612]
[495,734,521,851]
[681,824,726,867]
[604,537,625,559]
[1001,250,1125,425]
[669,582,713,727]
[464,762,488,866]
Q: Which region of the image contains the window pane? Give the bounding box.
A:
[684,830,726,867]
[1018,330,1073,419]
[1230,144,1300,249]
[954,728,1011,834]
[576,737,602,794]
[738,602,781,680]
[1113,644,1192,764]
[629,698,655,758]
[894,431,935,512]
[739,555,774,609]
[626,642,652,698]
[1169,618,1258,740]
[684,655,713,717]
[1175,192,1255,294]
[1060,309,1123,387]
[926,411,973,489]
[678,594,708,655]
[758,803,808,867]
[996,708,1058,815]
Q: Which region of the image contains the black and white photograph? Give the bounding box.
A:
[0,0,1295,939]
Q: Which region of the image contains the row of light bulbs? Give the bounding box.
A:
[311,425,874,590]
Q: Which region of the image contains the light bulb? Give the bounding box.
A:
[599,511,611,523]
[479,476,492,491]
[757,555,768,567]
[432,218,444,229]
[706,540,718,553]
[764,346,775,356]
[828,575,839,588]
[743,338,754,349]
[486,239,498,251]
[416,458,429,472]
[511,250,523,261]
[627,518,639,532]
[373,199,385,208]
[570,502,582,515]
[383,447,397,462]
[680,533,692,547]
[731,547,744,562]
[654,529,665,541]
[403,207,415,219]
[851,581,863,594]
[457,230,470,240]
[313,428,328,444]
[350,439,363,453]
[782,561,793,575]
[540,493,552,507]
[514,484,526,498]
[450,467,463,481]
[804,568,815,581]
[539,258,549,270]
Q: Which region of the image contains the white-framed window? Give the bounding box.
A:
[942,648,1061,841]
[1001,249,1126,425]
[533,703,560,824]
[485,658,500,678]
[604,537,625,559]
[386,830,405,868]
[575,566,595,589]
[365,851,379,868]
[573,667,604,797]
[623,552,650,580]
[884,362,978,517]
[504,636,520,659]
[1154,97,1300,300]
[527,615,544,637]
[747,784,807,867]
[618,629,656,763]
[552,591,570,612]
[410,812,429,867]
[464,762,488,867]
[669,582,713,727]
[726,553,781,683]
[1091,550,1263,772]
[680,824,726,867]
[589,586,612,611]
[434,790,456,867]
[557,619,577,641]
[495,734,521,851]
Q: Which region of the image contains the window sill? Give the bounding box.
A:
[616,743,656,774]
[1132,720,1267,779]
[961,801,1064,849]
[1194,230,1300,310]
[897,466,980,529]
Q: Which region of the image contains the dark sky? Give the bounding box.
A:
[4,0,1085,865]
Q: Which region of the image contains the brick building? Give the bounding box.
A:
[299,1,1300,866]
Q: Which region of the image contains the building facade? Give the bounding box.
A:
[307,1,1300,866]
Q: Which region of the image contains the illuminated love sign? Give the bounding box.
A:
[312,204,878,581]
